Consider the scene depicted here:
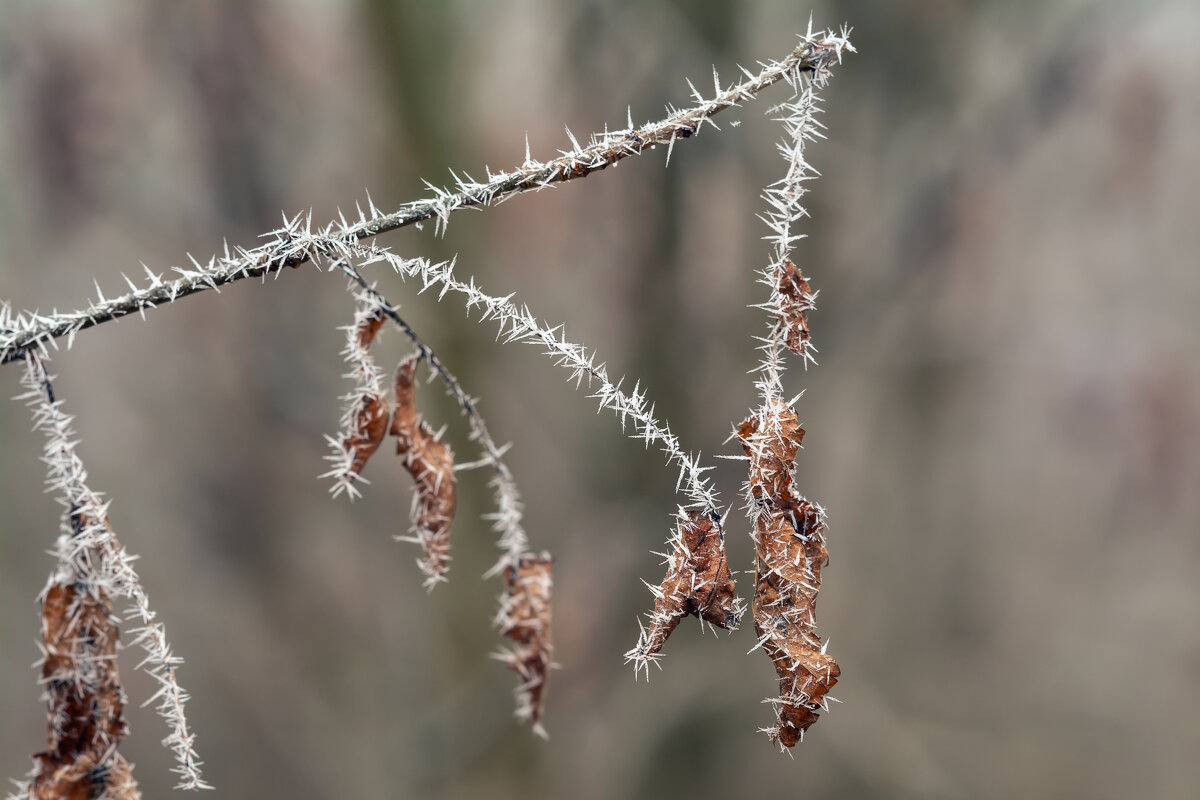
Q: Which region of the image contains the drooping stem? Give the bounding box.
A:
[738,22,848,749]
[343,243,725,517]
[16,352,208,790]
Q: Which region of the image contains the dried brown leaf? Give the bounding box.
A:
[739,399,839,747]
[495,554,554,736]
[32,580,140,800]
[355,307,386,350]
[739,397,805,504]
[775,259,815,356]
[392,354,457,585]
[345,308,390,478]
[344,391,390,477]
[633,511,741,664]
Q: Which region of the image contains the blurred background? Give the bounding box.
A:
[2,1,1198,798]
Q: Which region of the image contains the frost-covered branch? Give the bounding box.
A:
[0,28,853,366]
[341,244,724,517]
[737,20,848,749]
[752,24,851,402]
[14,352,208,792]
[1,24,856,768]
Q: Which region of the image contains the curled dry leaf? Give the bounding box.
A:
[344,392,391,477]
[391,354,457,586]
[739,398,839,747]
[32,577,139,800]
[494,553,554,737]
[775,259,815,357]
[326,305,391,498]
[344,308,390,479]
[626,510,741,675]
[354,306,386,351]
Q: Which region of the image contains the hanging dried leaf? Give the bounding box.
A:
[354,306,386,351]
[738,397,805,504]
[344,392,390,477]
[494,553,554,737]
[32,575,139,800]
[392,354,457,586]
[626,510,741,676]
[326,304,391,498]
[345,307,390,477]
[775,259,815,357]
[739,398,839,747]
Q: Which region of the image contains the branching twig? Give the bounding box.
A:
[334,267,531,571]
[738,20,847,748]
[0,29,852,366]
[343,243,724,518]
[1,26,856,771]
[323,273,550,728]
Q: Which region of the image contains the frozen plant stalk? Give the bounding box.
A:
[12,353,207,795]
[739,23,851,747]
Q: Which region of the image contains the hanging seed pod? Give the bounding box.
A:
[494,553,554,736]
[739,398,839,747]
[391,354,458,587]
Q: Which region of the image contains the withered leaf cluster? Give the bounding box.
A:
[32,516,139,799]
[635,510,741,663]
[495,554,554,736]
[738,398,839,747]
[775,259,815,357]
[337,312,458,586]
[333,306,553,733]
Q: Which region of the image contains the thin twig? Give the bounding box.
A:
[343,243,726,517]
[0,29,852,365]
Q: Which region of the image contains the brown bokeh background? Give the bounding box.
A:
[2,2,1198,798]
